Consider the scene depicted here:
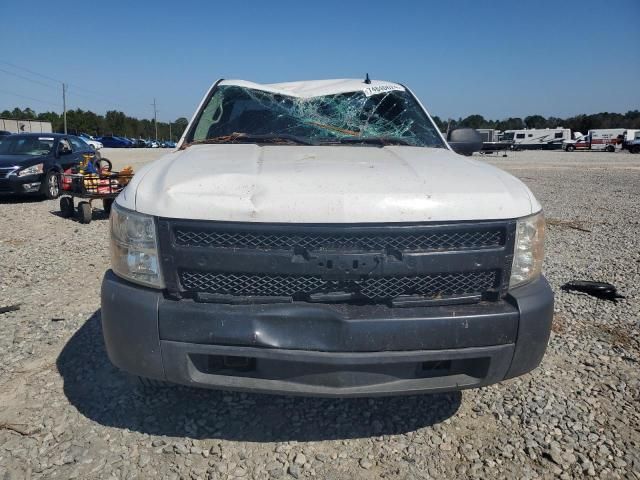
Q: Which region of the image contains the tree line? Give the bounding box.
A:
[1,107,189,141]
[3,106,640,138]
[431,110,640,133]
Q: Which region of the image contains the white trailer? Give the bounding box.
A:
[0,118,53,133]
[502,128,571,150]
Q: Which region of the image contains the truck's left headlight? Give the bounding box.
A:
[509,211,545,289]
[110,202,164,288]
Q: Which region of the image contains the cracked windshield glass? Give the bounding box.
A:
[188,85,446,147]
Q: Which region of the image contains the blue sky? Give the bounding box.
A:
[1,0,638,122]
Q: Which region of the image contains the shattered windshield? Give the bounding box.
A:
[187,85,446,148]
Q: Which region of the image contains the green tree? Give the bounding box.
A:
[495,117,525,131]
[524,115,547,129]
[459,115,488,129]
[173,117,189,139]
[104,110,127,135]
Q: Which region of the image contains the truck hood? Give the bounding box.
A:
[121,145,539,223]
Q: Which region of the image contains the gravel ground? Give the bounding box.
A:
[0,148,638,479]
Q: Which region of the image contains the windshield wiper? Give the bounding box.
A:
[181,132,313,149]
[319,136,412,146]
[308,121,360,136]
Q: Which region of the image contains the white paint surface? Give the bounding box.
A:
[118,144,539,223]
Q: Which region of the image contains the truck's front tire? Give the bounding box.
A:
[566,145,575,152]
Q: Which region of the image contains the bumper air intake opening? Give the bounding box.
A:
[419,357,490,380]
[191,354,257,374]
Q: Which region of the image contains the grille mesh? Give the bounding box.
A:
[174,228,503,252]
[180,270,498,300]
[0,168,16,179]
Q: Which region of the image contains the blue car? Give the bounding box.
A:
[97,136,130,148]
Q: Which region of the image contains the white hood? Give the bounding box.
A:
[119,145,539,223]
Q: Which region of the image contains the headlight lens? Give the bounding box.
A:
[17,163,44,177]
[510,211,545,289]
[110,202,164,288]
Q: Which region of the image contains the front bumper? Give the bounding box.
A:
[0,175,43,195]
[101,270,554,397]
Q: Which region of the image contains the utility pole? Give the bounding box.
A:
[169,122,172,141]
[62,83,67,134]
[152,98,158,141]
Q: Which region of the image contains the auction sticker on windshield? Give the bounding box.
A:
[363,84,405,97]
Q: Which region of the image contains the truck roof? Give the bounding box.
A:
[218,78,405,98]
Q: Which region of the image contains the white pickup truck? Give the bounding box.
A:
[101,78,553,397]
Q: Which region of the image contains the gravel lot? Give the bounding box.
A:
[0,148,638,479]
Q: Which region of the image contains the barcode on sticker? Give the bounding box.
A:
[363,85,405,97]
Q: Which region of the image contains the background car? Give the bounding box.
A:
[0,130,12,137]
[118,136,134,148]
[0,133,94,198]
[78,133,104,152]
[97,136,130,148]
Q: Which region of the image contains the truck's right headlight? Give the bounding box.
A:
[509,211,545,289]
[110,202,164,288]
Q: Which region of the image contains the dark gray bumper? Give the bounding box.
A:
[0,175,43,195]
[101,271,553,397]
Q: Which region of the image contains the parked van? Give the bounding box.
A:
[563,128,626,152]
[502,128,571,150]
[101,78,553,397]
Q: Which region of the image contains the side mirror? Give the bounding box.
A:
[447,128,483,156]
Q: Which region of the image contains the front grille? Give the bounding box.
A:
[174,227,504,252]
[180,270,498,300]
[160,219,514,305]
[0,168,17,179]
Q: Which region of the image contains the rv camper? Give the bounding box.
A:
[502,128,571,150]
[563,128,626,152]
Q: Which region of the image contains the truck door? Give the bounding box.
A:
[575,135,590,150]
